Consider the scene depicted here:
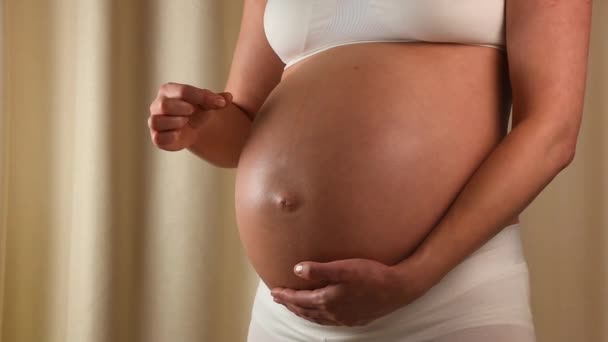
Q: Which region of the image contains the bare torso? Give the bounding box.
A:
[235,41,518,290]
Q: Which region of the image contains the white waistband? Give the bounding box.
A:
[251,222,529,339]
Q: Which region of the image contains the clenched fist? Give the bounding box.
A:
[148,82,233,151]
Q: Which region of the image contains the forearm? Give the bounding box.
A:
[393,115,576,291]
[187,101,253,168]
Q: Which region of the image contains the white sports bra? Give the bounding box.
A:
[263,0,506,70]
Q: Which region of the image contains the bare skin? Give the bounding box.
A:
[235,41,520,291]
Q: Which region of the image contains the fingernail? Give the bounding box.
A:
[294,264,304,275]
[214,97,226,106]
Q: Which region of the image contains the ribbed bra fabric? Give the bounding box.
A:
[263,0,507,70]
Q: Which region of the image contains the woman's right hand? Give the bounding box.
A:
[148,82,233,151]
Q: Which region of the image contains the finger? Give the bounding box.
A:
[217,91,233,103]
[296,260,357,283]
[158,82,226,110]
[150,97,195,116]
[152,130,179,147]
[148,115,189,131]
[273,287,331,310]
[280,301,339,326]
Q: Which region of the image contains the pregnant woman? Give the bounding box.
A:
[148,0,592,341]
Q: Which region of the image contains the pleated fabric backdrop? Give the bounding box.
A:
[0,1,606,341]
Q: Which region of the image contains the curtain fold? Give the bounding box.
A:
[0,0,606,341]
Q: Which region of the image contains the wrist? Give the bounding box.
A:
[390,248,442,302]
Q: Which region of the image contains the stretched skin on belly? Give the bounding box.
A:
[234,42,511,290]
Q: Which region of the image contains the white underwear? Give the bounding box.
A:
[247,223,536,342]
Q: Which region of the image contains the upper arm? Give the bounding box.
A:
[505,0,593,137]
[224,0,286,121]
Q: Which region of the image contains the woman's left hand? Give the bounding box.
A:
[270,258,427,327]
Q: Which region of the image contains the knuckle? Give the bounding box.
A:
[154,132,164,146]
[180,116,189,126]
[187,103,196,114]
[288,305,301,316]
[175,84,189,98]
[151,131,161,146]
[313,292,326,306]
[147,116,154,129]
[200,88,217,103]
[159,98,171,113]
[159,82,171,94]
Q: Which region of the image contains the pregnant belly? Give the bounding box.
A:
[234,42,512,290]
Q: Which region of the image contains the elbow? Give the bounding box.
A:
[550,120,580,171]
[518,112,581,172]
[555,139,577,170]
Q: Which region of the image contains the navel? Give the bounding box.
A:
[271,191,301,212]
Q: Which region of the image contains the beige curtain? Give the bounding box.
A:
[0,1,606,341]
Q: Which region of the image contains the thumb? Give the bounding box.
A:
[294,260,358,283]
[217,91,233,104]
